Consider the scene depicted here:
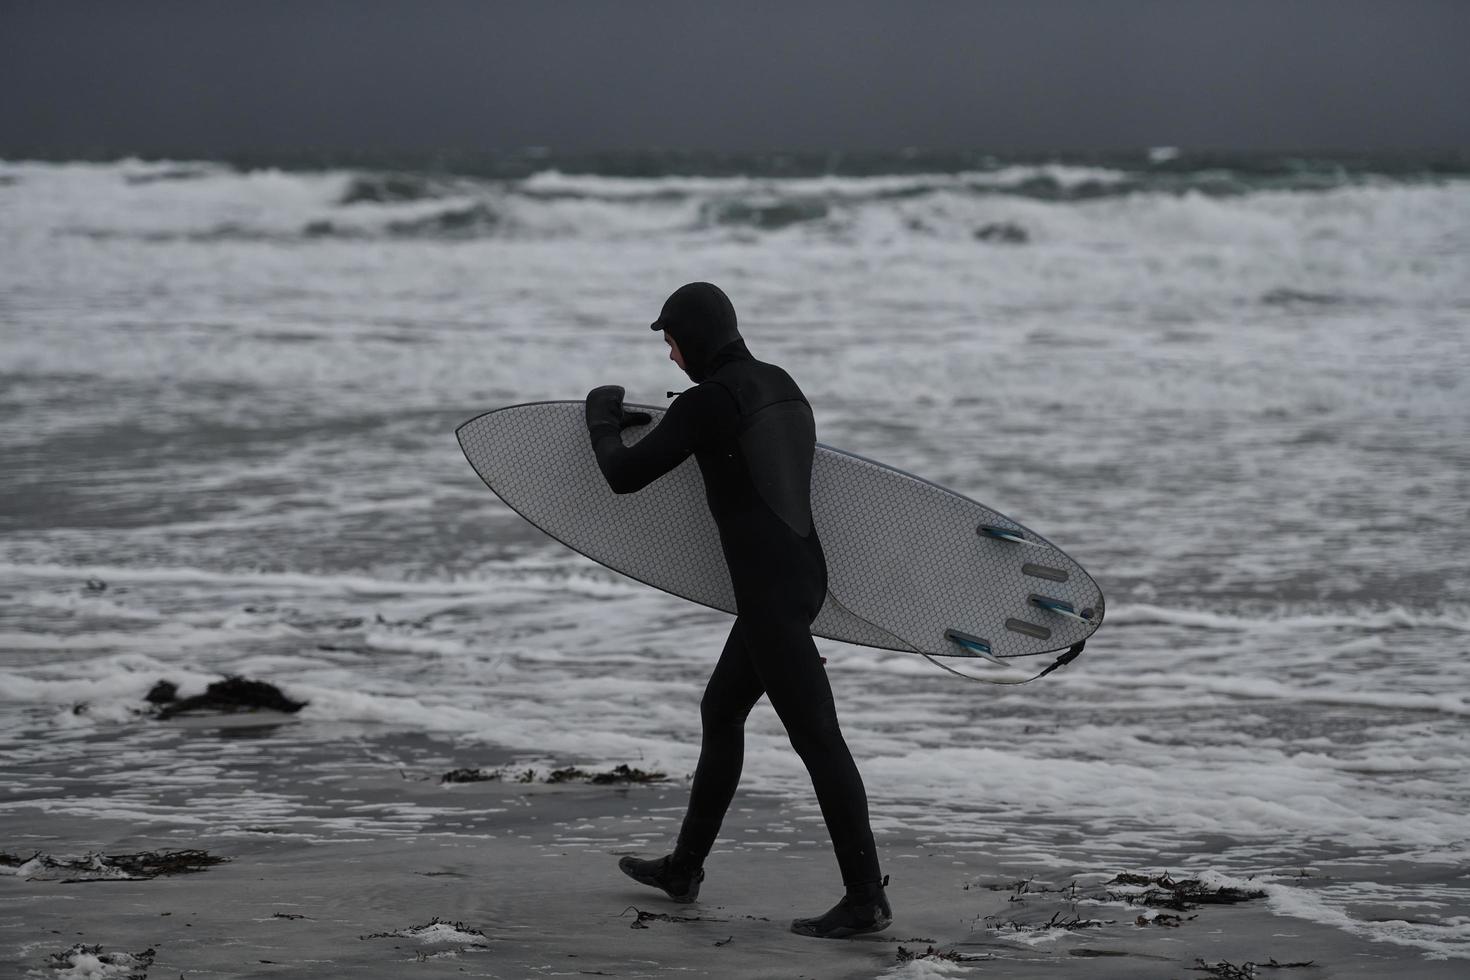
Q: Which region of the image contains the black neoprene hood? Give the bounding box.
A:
[650,282,743,381]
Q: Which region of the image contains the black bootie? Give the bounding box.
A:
[790,875,893,939]
[617,853,705,903]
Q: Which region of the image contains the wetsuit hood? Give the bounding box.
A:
[651,282,743,382]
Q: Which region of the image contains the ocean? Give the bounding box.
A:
[2,150,1468,965]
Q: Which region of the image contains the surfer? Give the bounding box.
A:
[584,282,891,939]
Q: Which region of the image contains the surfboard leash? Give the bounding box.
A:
[920,641,1085,685]
[823,588,1084,685]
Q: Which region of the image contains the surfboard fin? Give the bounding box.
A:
[1028,594,1094,623]
[977,524,1041,547]
[942,629,1010,668]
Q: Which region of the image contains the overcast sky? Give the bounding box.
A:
[3,0,1467,155]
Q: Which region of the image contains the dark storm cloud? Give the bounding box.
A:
[2,0,1467,153]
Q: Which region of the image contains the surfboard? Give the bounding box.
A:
[456,401,1103,678]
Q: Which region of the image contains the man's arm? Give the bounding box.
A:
[586,384,735,494]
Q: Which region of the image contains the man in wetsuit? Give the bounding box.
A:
[583,282,891,939]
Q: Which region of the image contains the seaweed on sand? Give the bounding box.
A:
[1107,872,1266,911]
[971,876,1081,901]
[896,945,988,963]
[102,849,228,877]
[360,917,489,943]
[7,848,228,881]
[1190,958,1316,978]
[620,906,717,929]
[438,763,668,785]
[150,676,307,719]
[440,767,503,784]
[44,943,155,979]
[551,764,668,785]
[1135,911,1197,927]
[986,910,1113,933]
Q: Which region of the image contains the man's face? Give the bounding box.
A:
[664,330,687,373]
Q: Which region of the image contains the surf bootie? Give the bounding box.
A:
[790,876,892,939]
[618,853,705,903]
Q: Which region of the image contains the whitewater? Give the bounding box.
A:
[1,155,1468,963]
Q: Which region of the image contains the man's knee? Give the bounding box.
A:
[700,690,750,733]
[784,699,844,760]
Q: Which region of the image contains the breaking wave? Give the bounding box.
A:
[7,154,1467,246]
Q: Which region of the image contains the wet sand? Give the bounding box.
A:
[3,727,1461,980]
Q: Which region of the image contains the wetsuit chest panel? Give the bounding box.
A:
[710,361,817,538]
[737,402,815,537]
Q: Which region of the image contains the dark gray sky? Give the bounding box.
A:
[3,0,1467,154]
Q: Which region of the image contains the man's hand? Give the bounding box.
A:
[586,385,651,445]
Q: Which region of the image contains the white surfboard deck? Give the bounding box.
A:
[457,402,1103,662]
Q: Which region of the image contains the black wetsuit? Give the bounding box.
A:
[585,291,881,889]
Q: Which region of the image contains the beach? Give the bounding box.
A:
[3,152,1468,975]
[6,712,1461,979]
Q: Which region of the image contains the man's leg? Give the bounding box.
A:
[741,613,890,937]
[673,617,765,866]
[620,618,764,901]
[744,616,880,888]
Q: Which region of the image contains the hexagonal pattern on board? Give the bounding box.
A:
[456,401,1103,659]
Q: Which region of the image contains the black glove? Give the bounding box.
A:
[585,385,651,445]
